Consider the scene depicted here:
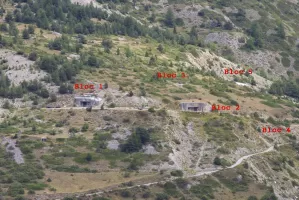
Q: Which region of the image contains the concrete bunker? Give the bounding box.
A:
[74,94,102,107]
[179,102,212,112]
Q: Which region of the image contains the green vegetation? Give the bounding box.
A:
[170,170,183,177]
[121,127,151,153]
[215,171,249,193]
[204,115,238,144]
[190,177,220,199]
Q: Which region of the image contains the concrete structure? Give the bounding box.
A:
[74,94,102,107]
[179,102,212,112]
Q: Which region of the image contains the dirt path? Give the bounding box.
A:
[66,145,275,200]
[195,139,207,170]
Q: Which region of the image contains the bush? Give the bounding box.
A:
[121,127,150,153]
[247,196,258,200]
[92,197,111,200]
[49,93,57,102]
[40,88,49,98]
[14,196,26,200]
[142,191,151,198]
[85,153,92,162]
[148,107,155,113]
[164,182,178,196]
[7,183,25,197]
[281,56,290,67]
[28,52,37,61]
[170,170,183,177]
[108,103,116,108]
[156,193,169,200]
[213,156,221,165]
[28,190,35,194]
[175,178,189,189]
[103,116,112,121]
[26,183,48,190]
[2,100,11,109]
[81,123,89,132]
[120,190,131,198]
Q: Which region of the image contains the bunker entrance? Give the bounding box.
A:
[81,101,91,107]
[188,107,199,111]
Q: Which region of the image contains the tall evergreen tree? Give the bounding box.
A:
[277,23,286,39]
[22,28,30,39]
[165,8,174,27]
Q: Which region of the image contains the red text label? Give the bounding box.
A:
[262,127,291,133]
[74,83,103,90]
[224,68,253,75]
[212,104,240,111]
[157,72,188,78]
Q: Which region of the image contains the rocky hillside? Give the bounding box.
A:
[0,0,299,200]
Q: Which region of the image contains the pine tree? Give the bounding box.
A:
[157,44,164,53]
[149,56,156,65]
[173,25,177,34]
[165,8,174,27]
[277,23,286,39]
[5,11,13,22]
[22,28,30,39]
[28,25,35,34]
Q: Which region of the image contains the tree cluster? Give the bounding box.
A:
[269,80,299,98]
[121,127,150,153]
[11,0,195,46]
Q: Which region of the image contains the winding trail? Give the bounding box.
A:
[72,145,275,199]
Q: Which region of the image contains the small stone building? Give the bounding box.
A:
[74,94,102,107]
[179,102,212,112]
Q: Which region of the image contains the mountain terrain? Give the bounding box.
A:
[0,0,299,200]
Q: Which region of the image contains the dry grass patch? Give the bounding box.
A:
[43,170,158,193]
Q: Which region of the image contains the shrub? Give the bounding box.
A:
[14,196,26,200]
[49,93,57,102]
[69,127,78,134]
[247,196,258,200]
[81,123,89,132]
[281,56,290,67]
[121,127,150,153]
[28,52,37,61]
[175,178,189,189]
[170,170,183,177]
[28,190,35,194]
[148,107,155,113]
[120,190,131,198]
[128,91,134,97]
[103,116,112,121]
[108,103,116,108]
[213,156,221,165]
[155,193,169,200]
[142,191,151,198]
[92,197,111,200]
[7,183,25,197]
[2,100,11,109]
[85,153,92,162]
[26,183,47,190]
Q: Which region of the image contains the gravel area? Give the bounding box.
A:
[107,140,120,150]
[142,144,158,155]
[112,129,132,140]
[1,137,24,164]
[0,50,47,86]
